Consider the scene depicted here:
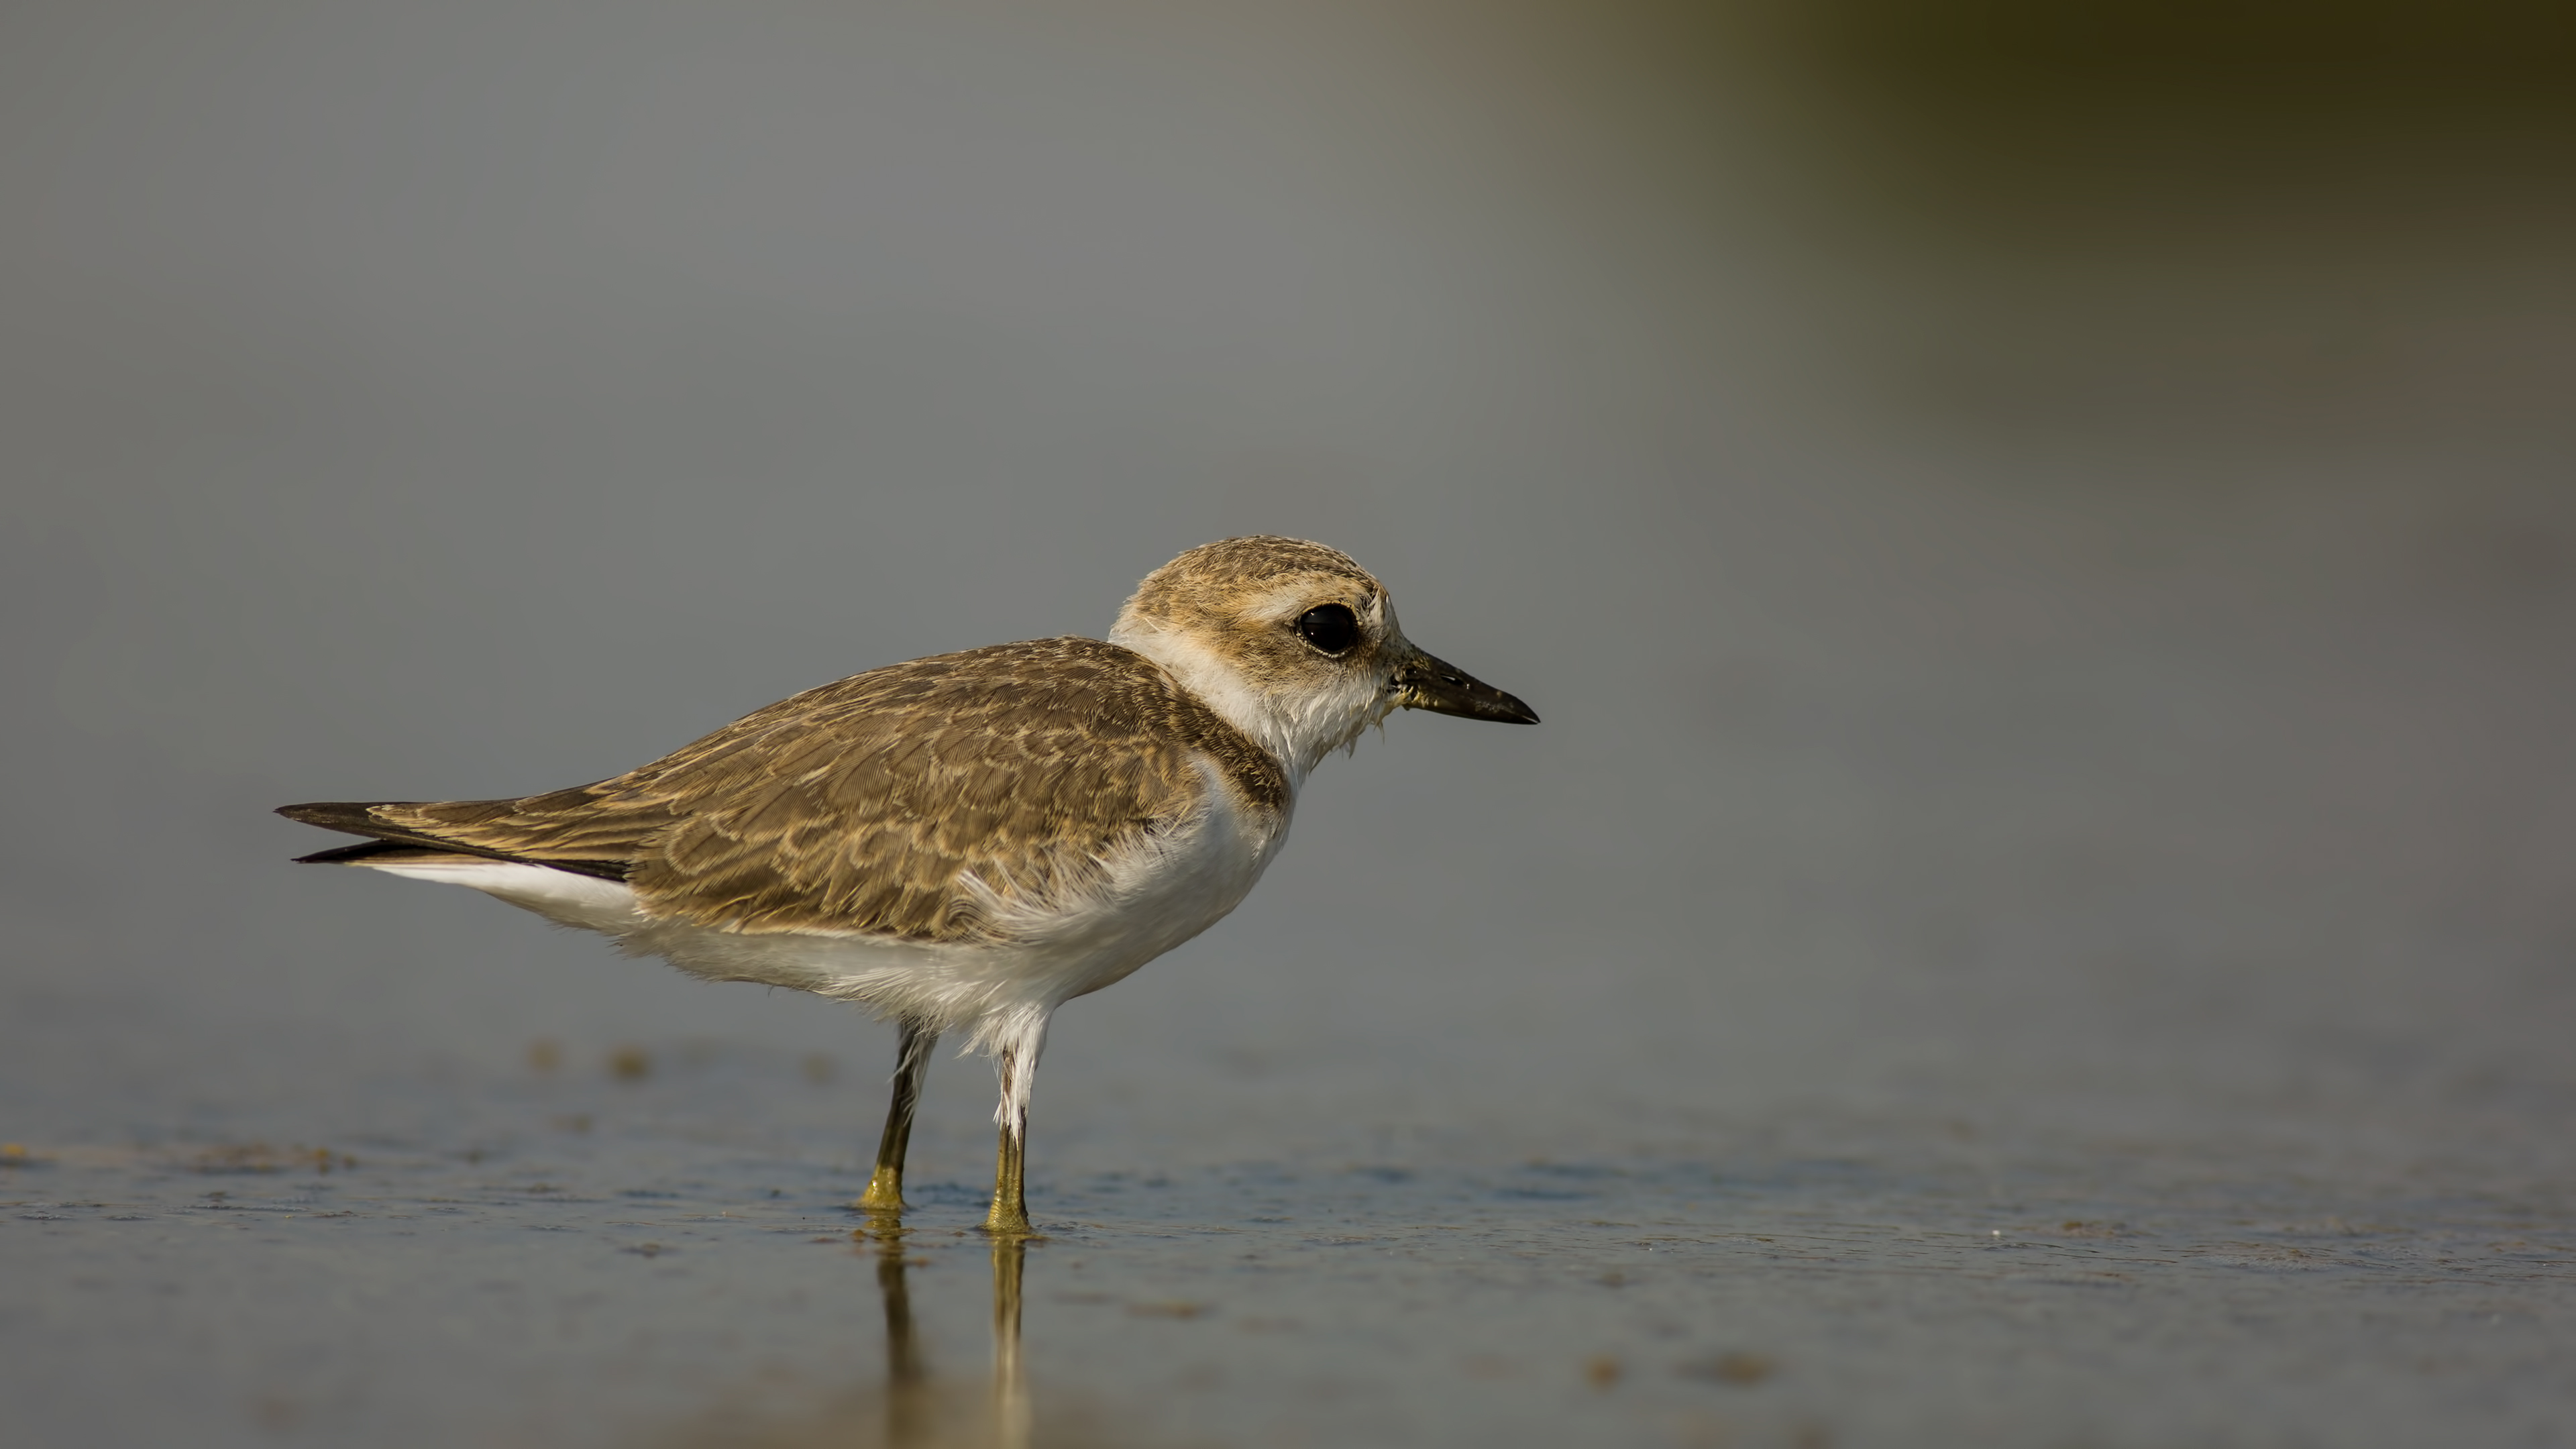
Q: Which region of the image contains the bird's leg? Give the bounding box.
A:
[984,1044,1033,1234]
[981,1012,1050,1236]
[983,1025,1049,1235]
[859,1018,938,1214]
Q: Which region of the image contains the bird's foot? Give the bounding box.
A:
[856,1165,906,1215]
[980,1199,1036,1238]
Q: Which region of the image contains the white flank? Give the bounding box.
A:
[363,859,643,934]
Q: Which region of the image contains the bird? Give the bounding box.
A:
[277,535,1538,1234]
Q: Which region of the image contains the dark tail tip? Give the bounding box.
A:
[292,839,409,866]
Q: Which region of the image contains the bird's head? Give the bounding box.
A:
[1110,535,1538,781]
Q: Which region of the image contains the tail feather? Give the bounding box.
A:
[276,800,631,881]
[292,837,413,866]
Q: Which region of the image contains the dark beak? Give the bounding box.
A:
[1393,647,1540,724]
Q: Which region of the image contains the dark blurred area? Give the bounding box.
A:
[1784,0,2574,436]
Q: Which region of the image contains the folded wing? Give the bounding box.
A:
[280,638,1284,942]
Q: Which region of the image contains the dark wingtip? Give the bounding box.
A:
[277,800,389,830]
[280,801,398,865]
[278,802,635,880]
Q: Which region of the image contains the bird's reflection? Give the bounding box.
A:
[858,1213,1028,1449]
[863,1215,933,1443]
[650,1218,1108,1448]
[989,1230,1030,1449]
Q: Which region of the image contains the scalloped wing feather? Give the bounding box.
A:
[357,638,1288,943]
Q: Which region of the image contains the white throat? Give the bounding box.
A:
[1107,622,1387,786]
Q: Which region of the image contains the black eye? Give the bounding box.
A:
[1293,603,1360,655]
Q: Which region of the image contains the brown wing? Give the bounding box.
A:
[285,638,1287,942]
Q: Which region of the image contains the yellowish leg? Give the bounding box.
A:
[985,1126,1031,1234]
[983,1044,1034,1236]
[858,1020,936,1214]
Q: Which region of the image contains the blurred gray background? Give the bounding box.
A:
[4,1,2574,1444]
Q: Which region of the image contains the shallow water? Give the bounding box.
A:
[9,1007,2574,1448]
[6,1,2576,1444]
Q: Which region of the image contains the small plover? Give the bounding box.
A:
[279,537,1536,1232]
